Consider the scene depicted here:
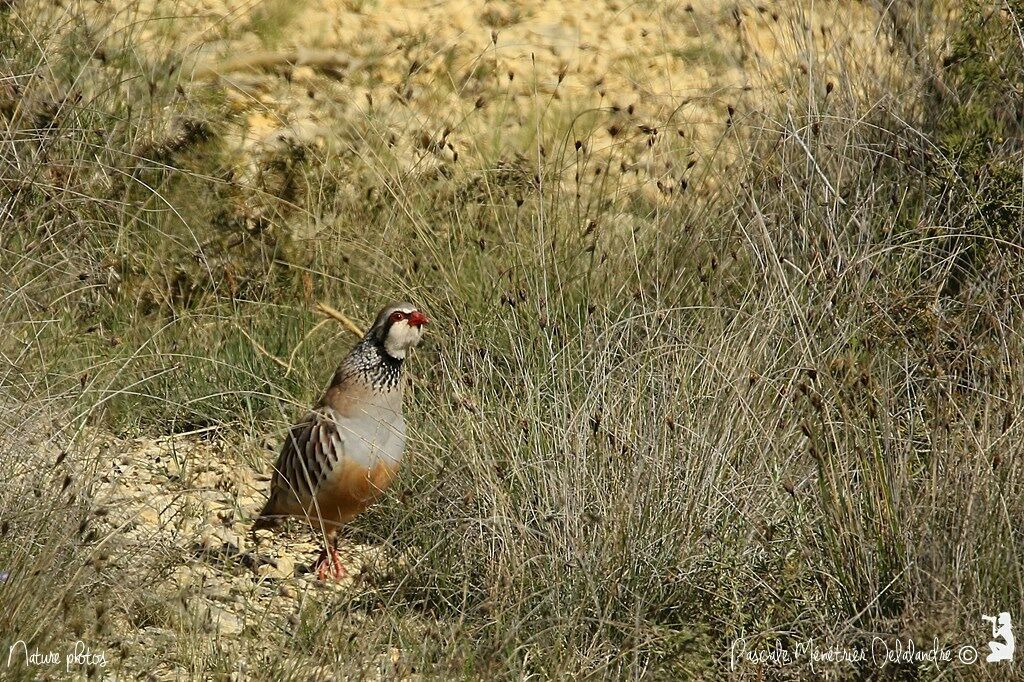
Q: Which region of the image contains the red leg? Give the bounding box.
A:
[313,546,347,581]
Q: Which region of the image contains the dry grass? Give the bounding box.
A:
[2,0,1023,679]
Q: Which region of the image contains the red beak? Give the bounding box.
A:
[408,310,429,327]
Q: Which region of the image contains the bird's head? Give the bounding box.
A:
[368,301,429,360]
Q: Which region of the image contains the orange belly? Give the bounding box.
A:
[303,458,400,530]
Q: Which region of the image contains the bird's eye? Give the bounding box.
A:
[389,311,407,323]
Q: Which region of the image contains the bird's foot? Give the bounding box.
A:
[313,547,347,582]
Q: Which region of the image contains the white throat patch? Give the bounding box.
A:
[384,319,423,359]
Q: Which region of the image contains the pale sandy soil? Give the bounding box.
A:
[75,0,894,209]
[89,430,413,678]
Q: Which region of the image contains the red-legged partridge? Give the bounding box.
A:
[253,302,428,580]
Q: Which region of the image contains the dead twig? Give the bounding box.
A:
[316,301,364,337]
[233,323,289,370]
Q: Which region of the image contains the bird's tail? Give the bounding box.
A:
[251,498,281,532]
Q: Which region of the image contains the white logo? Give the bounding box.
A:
[982,612,1014,663]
